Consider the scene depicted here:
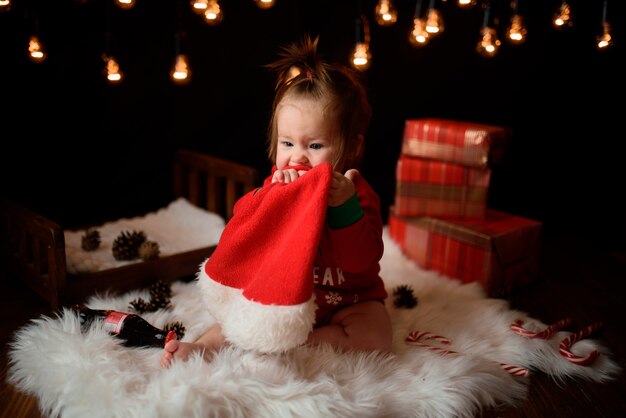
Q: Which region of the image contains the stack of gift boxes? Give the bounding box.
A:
[388,118,542,297]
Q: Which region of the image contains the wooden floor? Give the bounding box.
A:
[1,231,625,418]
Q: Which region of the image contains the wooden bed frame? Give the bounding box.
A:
[0,149,258,312]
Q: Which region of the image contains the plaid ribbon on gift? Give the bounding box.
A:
[402,118,511,168]
[395,156,490,219]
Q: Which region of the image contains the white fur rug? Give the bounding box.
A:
[7,228,621,418]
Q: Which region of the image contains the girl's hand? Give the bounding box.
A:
[271,168,308,184]
[329,169,358,207]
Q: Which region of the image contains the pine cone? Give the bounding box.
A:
[81,228,101,251]
[112,230,146,261]
[164,321,186,340]
[149,294,171,311]
[129,297,151,313]
[392,284,418,309]
[149,280,172,300]
[139,240,160,260]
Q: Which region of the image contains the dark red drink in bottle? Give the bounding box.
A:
[72,304,177,348]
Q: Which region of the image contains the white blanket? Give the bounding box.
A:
[64,198,225,274]
[8,228,621,418]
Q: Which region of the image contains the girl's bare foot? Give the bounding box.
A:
[160,324,226,368]
[160,340,206,368]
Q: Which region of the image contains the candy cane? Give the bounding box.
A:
[406,331,529,377]
[559,322,602,366]
[497,363,530,377]
[406,330,451,345]
[510,318,572,339]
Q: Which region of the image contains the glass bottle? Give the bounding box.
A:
[72,304,177,348]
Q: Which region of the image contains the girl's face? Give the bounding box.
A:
[275,96,337,170]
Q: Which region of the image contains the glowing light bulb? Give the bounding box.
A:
[0,0,12,12]
[408,18,429,47]
[28,35,46,63]
[115,0,135,10]
[351,43,371,71]
[553,2,573,28]
[596,1,613,51]
[374,0,397,26]
[456,0,476,9]
[425,8,444,36]
[596,22,613,50]
[255,0,275,9]
[476,26,501,58]
[190,0,209,14]
[103,55,123,84]
[204,0,223,25]
[171,54,191,84]
[506,14,527,44]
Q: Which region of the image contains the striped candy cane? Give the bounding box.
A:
[510,318,572,339]
[559,322,602,366]
[406,331,529,377]
[406,331,451,345]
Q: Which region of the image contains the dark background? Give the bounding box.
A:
[1,0,624,250]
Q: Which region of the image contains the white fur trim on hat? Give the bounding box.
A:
[197,259,317,353]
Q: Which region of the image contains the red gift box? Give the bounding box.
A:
[402,118,511,168]
[388,208,542,296]
[395,155,490,219]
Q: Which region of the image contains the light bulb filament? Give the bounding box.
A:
[204,0,223,24]
[425,9,444,35]
[375,0,397,26]
[553,2,573,28]
[506,14,527,44]
[477,27,501,58]
[171,55,191,84]
[409,18,429,47]
[28,36,46,62]
[352,43,371,70]
[597,22,613,50]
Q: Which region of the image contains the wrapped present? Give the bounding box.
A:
[395,155,490,219]
[388,208,541,296]
[402,118,511,168]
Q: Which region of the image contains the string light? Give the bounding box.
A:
[374,0,397,27]
[424,0,444,38]
[254,0,276,10]
[408,0,429,47]
[8,2,618,79]
[171,32,191,84]
[103,55,123,83]
[506,0,527,45]
[204,0,223,25]
[27,35,46,63]
[351,15,371,71]
[190,0,209,14]
[115,0,136,10]
[553,1,573,29]
[456,0,476,9]
[27,9,46,63]
[476,0,501,58]
[0,0,12,12]
[596,0,613,51]
[171,54,191,84]
[102,2,123,84]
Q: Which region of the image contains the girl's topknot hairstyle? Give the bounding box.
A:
[265,35,372,171]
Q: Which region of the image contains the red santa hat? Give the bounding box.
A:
[197,163,333,353]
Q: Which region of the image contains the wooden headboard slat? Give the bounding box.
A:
[174,149,258,220]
